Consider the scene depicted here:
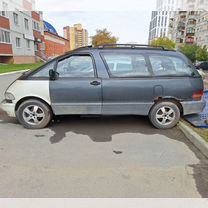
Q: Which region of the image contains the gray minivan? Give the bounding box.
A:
[0,44,206,129]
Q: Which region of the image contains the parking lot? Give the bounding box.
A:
[0,72,208,197]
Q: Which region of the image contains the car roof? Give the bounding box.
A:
[65,44,178,55]
[47,44,185,65]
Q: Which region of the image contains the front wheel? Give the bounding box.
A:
[149,101,181,129]
[16,99,52,129]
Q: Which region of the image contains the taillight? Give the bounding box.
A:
[192,90,204,100]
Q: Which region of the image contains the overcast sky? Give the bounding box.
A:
[36,0,157,44]
[36,0,156,11]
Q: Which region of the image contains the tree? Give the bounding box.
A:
[196,45,208,61]
[151,37,176,49]
[179,44,198,63]
[91,28,118,47]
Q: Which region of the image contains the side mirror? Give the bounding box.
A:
[49,69,59,80]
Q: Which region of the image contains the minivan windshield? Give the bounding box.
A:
[149,55,195,77]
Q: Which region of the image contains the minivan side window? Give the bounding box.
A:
[56,55,95,78]
[149,55,194,76]
[32,61,55,78]
[102,53,150,77]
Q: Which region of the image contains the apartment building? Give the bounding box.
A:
[0,0,46,64]
[168,0,208,47]
[32,11,45,61]
[169,11,199,47]
[148,0,176,43]
[179,0,208,10]
[195,11,208,47]
[0,0,12,63]
[63,24,88,50]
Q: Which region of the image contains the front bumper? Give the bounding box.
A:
[181,100,206,115]
[0,100,16,117]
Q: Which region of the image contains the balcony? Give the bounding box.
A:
[176,32,185,39]
[185,38,194,44]
[186,31,195,36]
[188,14,197,20]
[177,22,186,31]
[186,23,196,28]
[0,16,10,30]
[179,11,187,18]
[0,43,13,55]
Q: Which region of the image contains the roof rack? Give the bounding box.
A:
[64,45,93,54]
[98,44,166,50]
[75,45,93,50]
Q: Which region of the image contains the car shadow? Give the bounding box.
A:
[49,115,177,144]
[0,109,18,124]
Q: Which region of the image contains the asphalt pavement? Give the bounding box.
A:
[0,72,208,197]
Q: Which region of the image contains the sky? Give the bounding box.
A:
[35,0,157,44]
[36,0,156,12]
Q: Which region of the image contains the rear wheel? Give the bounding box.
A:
[16,99,52,129]
[149,101,180,129]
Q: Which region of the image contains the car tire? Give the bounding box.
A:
[16,99,52,129]
[149,101,181,129]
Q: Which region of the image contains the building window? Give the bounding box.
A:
[24,18,29,30]
[26,40,30,49]
[16,37,21,48]
[33,21,39,31]
[34,43,38,51]
[13,13,19,25]
[0,2,8,17]
[0,30,10,43]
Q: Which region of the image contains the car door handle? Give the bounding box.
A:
[90,81,101,86]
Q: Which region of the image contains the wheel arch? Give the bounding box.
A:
[152,97,184,115]
[15,96,54,114]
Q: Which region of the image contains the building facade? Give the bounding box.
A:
[168,0,208,47]
[178,0,208,11]
[0,0,45,64]
[32,11,45,61]
[148,0,176,43]
[169,11,199,47]
[0,1,13,63]
[44,21,70,59]
[195,11,208,47]
[63,24,88,50]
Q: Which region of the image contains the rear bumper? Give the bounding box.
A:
[181,100,206,115]
[0,100,16,117]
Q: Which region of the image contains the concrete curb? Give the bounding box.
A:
[0,69,29,76]
[178,121,208,158]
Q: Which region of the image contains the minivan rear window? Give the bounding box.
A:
[102,53,150,77]
[149,55,194,76]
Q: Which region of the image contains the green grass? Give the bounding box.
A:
[0,63,43,74]
[182,120,208,143]
[182,74,208,142]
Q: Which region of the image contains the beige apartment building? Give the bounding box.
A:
[167,0,208,48]
[63,24,88,50]
[169,11,199,47]
[195,11,208,47]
